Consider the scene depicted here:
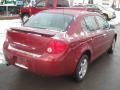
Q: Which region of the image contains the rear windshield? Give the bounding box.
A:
[24,13,73,32]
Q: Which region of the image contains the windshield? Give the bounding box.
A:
[24,13,73,32]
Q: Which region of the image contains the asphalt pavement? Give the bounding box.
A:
[0,24,120,90]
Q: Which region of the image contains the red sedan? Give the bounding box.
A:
[3,9,117,82]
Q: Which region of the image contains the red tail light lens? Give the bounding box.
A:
[46,40,68,54]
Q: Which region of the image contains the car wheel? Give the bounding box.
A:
[103,14,109,20]
[22,14,29,23]
[108,38,116,54]
[74,54,89,82]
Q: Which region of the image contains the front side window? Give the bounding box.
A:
[95,16,109,29]
[36,0,46,7]
[84,16,98,31]
[24,13,73,32]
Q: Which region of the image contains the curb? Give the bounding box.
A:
[0,15,20,20]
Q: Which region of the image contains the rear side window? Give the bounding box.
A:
[84,16,98,31]
[95,16,109,29]
[57,0,69,7]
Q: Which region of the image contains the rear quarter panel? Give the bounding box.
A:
[64,16,93,73]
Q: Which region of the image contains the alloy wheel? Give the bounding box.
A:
[79,58,88,79]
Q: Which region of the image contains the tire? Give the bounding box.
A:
[22,14,29,23]
[103,14,109,20]
[74,54,89,82]
[107,38,116,54]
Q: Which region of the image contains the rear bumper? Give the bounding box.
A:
[3,45,74,76]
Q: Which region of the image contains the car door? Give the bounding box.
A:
[83,15,107,60]
[95,16,114,51]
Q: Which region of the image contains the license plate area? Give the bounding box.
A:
[15,57,28,69]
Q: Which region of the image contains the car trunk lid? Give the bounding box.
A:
[7,27,58,55]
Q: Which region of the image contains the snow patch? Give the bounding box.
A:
[0,19,21,62]
[109,11,120,25]
[0,19,21,34]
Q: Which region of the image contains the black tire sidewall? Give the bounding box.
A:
[108,39,116,54]
[75,54,89,82]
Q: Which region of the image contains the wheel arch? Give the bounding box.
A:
[80,50,92,63]
[73,49,92,80]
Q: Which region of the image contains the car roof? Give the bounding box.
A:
[41,9,99,17]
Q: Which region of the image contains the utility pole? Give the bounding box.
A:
[70,0,74,6]
[83,0,85,4]
[118,0,120,8]
[112,0,116,8]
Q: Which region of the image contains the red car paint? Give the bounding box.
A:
[3,9,116,76]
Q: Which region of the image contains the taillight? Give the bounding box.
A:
[46,40,68,54]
